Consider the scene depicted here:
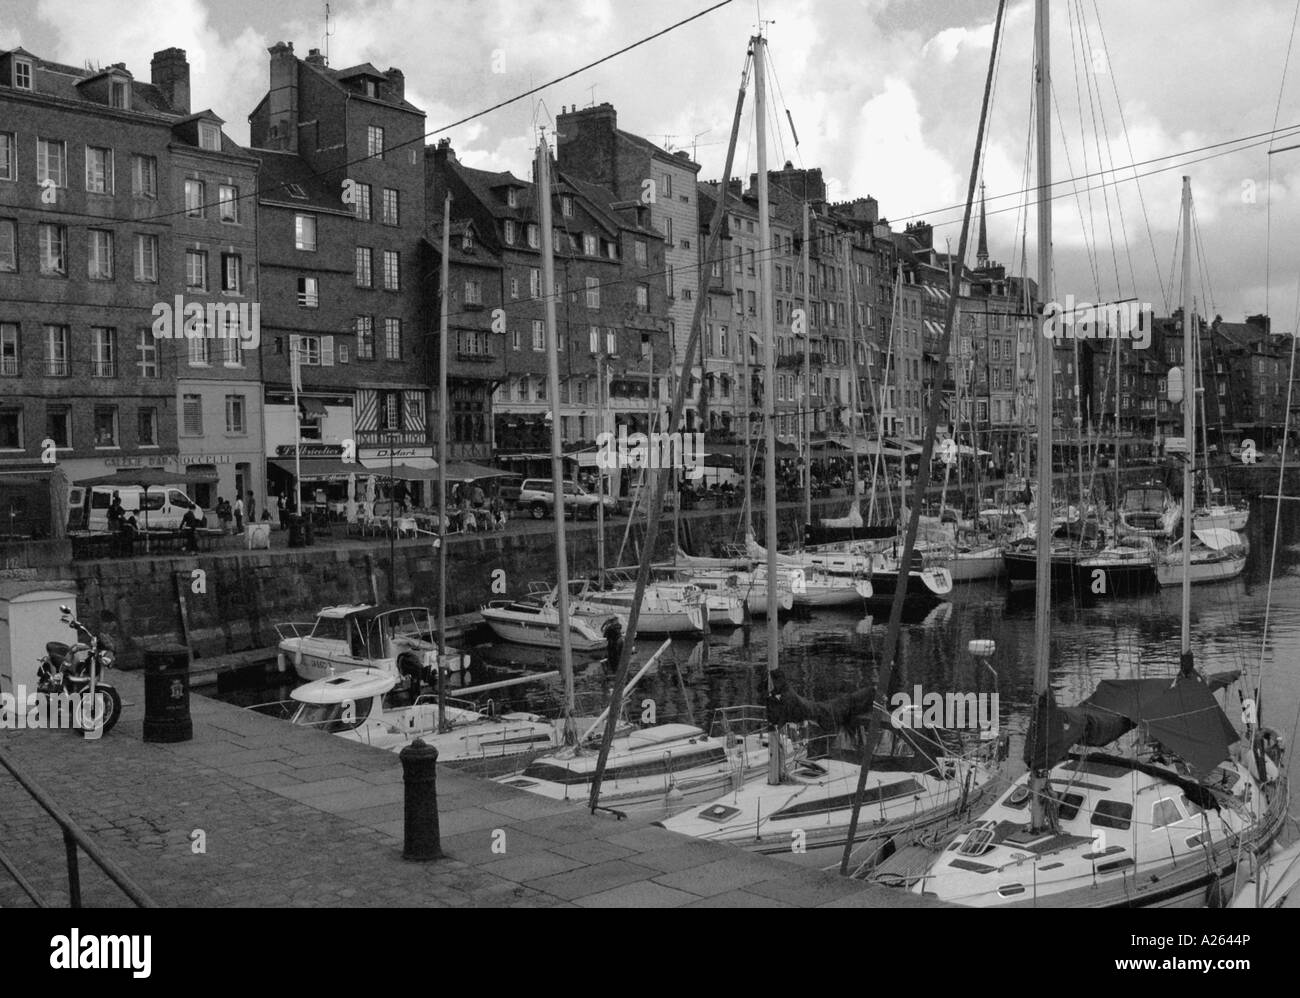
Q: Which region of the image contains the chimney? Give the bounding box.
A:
[266,42,299,153]
[727,178,742,198]
[150,47,190,114]
[433,137,455,164]
[556,102,618,190]
[384,67,405,102]
[305,48,326,67]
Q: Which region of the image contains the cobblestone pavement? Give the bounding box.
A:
[0,672,940,908]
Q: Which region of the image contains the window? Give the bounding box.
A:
[352,181,372,220]
[45,407,71,449]
[198,122,221,151]
[666,265,674,297]
[0,132,13,181]
[109,78,129,109]
[356,246,373,287]
[224,395,246,434]
[184,178,204,217]
[356,316,375,359]
[507,187,518,208]
[218,184,239,223]
[527,224,539,249]
[561,195,573,218]
[585,277,600,309]
[85,147,113,193]
[189,334,209,366]
[182,394,203,436]
[504,220,516,244]
[637,284,649,312]
[382,250,400,290]
[509,276,519,299]
[382,188,399,225]
[385,318,401,358]
[130,154,156,198]
[0,408,21,449]
[13,58,32,91]
[93,406,118,447]
[0,218,16,272]
[138,407,157,446]
[457,279,481,307]
[185,250,207,290]
[36,139,65,187]
[0,323,18,375]
[91,327,116,377]
[530,268,541,299]
[133,234,158,282]
[582,233,597,257]
[511,327,520,350]
[83,231,113,280]
[38,224,66,275]
[221,253,241,292]
[588,326,600,354]
[532,320,545,351]
[137,328,157,377]
[606,329,617,356]
[1091,799,1133,830]
[222,331,243,368]
[367,125,384,159]
[297,277,319,308]
[295,213,317,251]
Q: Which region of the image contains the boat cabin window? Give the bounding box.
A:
[1151,798,1183,830]
[1091,799,1133,830]
[309,616,349,642]
[1055,792,1084,821]
[292,697,373,733]
[1003,784,1031,810]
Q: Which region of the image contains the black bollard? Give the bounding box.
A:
[142,644,193,743]
[400,739,443,861]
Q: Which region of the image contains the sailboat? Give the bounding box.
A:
[876,24,1289,903]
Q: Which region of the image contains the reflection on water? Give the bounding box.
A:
[220,499,1300,814]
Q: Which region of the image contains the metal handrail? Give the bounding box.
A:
[0,743,158,908]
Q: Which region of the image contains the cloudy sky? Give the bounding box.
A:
[5,0,1300,326]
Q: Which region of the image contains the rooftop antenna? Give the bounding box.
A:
[691,129,710,160]
[323,1,334,66]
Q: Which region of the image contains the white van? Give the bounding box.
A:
[68,484,206,532]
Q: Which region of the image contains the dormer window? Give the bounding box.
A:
[507,188,518,208]
[198,123,221,151]
[110,79,129,109]
[462,231,473,252]
[363,80,377,98]
[13,59,32,91]
[560,195,573,218]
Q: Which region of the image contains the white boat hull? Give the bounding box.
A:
[1156,552,1247,586]
[480,604,610,651]
[1194,508,1248,532]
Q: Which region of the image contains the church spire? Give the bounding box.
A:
[976,181,989,269]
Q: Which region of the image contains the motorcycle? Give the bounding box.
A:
[36,606,122,738]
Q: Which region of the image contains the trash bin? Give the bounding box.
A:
[287,513,305,548]
[143,644,193,743]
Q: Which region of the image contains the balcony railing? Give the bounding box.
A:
[45,359,70,377]
[455,351,495,363]
[92,360,116,378]
[0,357,17,376]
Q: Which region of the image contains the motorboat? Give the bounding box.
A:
[264,668,560,761]
[275,604,465,684]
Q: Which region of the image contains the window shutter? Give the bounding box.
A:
[321,335,334,366]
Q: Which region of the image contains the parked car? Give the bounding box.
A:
[517,478,619,520]
[67,484,206,532]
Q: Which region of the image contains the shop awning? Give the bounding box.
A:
[443,462,513,482]
[359,455,437,473]
[267,458,354,481]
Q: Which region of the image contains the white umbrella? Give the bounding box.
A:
[345,472,358,523]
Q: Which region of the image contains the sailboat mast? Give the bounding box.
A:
[1030,0,1053,831]
[803,202,813,529]
[754,33,783,787]
[537,137,576,737]
[846,236,861,491]
[437,191,451,732]
[1180,176,1193,667]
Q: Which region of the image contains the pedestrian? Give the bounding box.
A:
[471,483,485,509]
[278,493,287,529]
[246,491,256,524]
[107,491,124,532]
[215,496,232,534]
[234,494,245,532]
[181,507,200,552]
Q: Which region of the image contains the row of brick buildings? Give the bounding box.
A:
[1,38,1290,527]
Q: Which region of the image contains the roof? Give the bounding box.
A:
[299,56,423,115]
[251,149,351,212]
[616,128,700,172]
[1,49,185,116]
